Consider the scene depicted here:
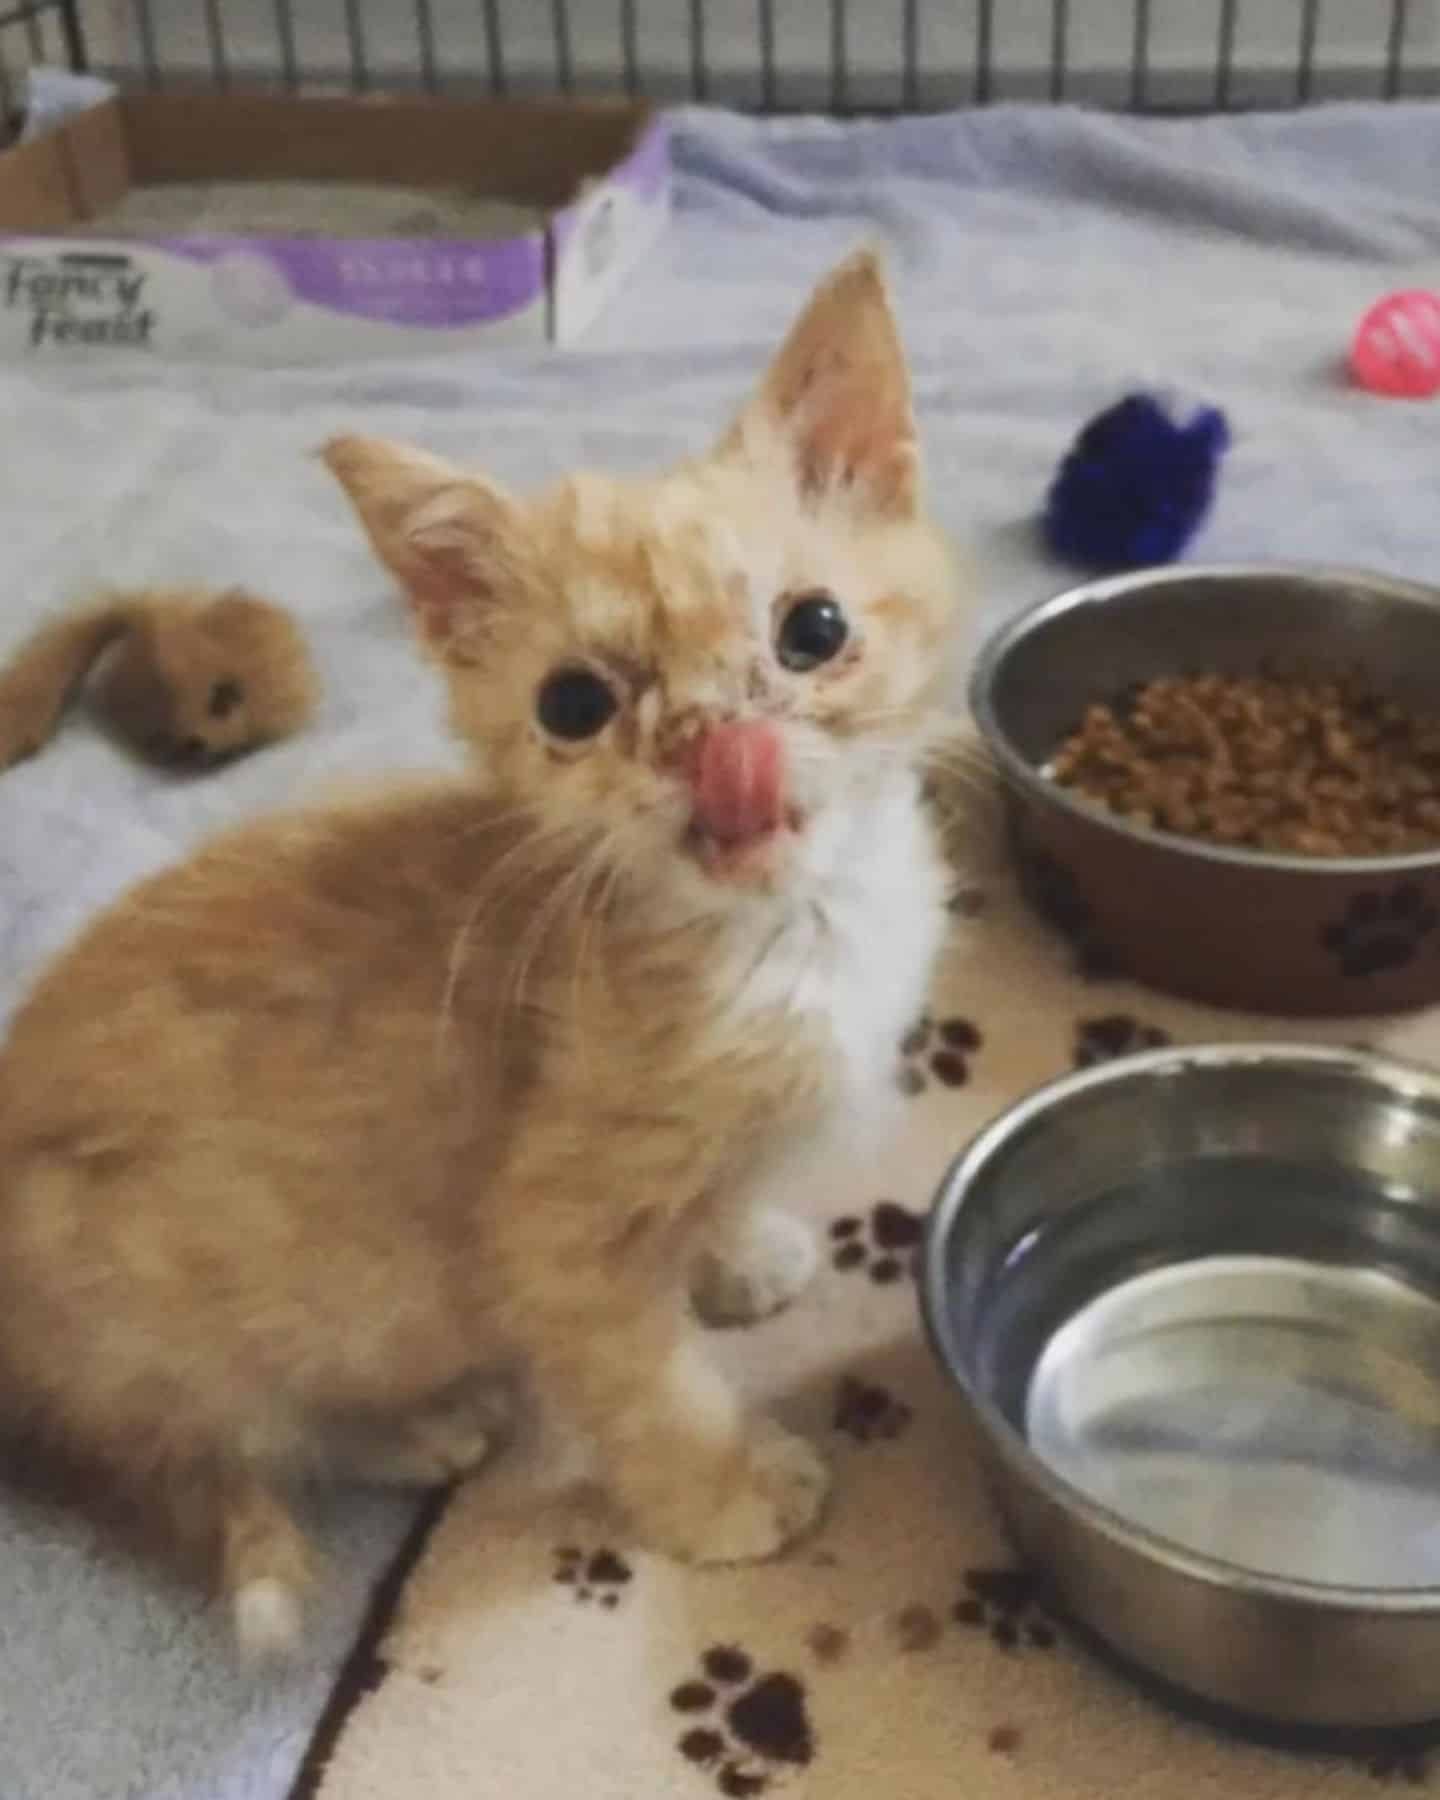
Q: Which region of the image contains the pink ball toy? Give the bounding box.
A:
[1350,290,1440,399]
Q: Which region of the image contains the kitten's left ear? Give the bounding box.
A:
[322,434,524,659]
[722,249,919,518]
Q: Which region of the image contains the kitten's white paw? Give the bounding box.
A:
[676,1423,830,1565]
[692,1210,818,1327]
[233,1577,303,1660]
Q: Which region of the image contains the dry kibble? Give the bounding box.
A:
[1048,669,1440,857]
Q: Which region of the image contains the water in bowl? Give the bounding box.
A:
[1000,1156,1440,1589]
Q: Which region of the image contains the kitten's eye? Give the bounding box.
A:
[536,666,618,741]
[776,591,849,673]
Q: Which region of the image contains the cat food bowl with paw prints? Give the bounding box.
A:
[970,563,1440,1016]
[922,1042,1440,1729]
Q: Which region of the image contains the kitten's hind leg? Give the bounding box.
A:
[326,1376,514,1489]
[7,1425,315,1658]
[218,1473,316,1659]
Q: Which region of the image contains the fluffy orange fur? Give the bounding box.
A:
[0,251,966,1654]
[0,586,317,771]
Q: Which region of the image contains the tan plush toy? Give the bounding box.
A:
[0,588,319,772]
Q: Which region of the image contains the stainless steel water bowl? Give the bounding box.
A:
[921,1043,1440,1729]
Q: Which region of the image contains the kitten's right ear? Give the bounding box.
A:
[322,435,521,659]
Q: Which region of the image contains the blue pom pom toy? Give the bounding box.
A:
[1042,391,1231,572]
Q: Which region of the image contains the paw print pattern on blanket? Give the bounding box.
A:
[553,1545,634,1609]
[952,1567,1058,1653]
[832,1374,913,1444]
[1071,1012,1171,1067]
[827,1201,924,1284]
[670,1645,815,1795]
[897,1014,983,1095]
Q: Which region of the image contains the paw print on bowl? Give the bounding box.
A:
[828,1200,924,1284]
[952,1566,1058,1654]
[1015,844,1124,980]
[1019,844,1094,938]
[1364,1747,1430,1786]
[898,1014,983,1095]
[1072,1012,1172,1069]
[1322,885,1440,979]
[832,1373,913,1444]
[553,1545,633,1609]
[671,1645,815,1796]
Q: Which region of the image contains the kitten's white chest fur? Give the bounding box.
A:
[724,771,948,1136]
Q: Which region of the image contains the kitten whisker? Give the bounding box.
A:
[444,801,546,845]
[434,818,590,1066]
[492,834,610,1056]
[568,837,629,1081]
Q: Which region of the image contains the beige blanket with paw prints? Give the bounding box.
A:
[300,865,1436,1800]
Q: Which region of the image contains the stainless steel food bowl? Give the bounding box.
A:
[921,1043,1440,1729]
[970,564,1440,1016]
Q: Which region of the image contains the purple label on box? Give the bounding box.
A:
[143,231,547,330]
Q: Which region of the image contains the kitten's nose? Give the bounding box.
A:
[690,719,786,847]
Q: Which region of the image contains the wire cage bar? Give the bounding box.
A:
[0,0,80,133]
[3,0,1438,128]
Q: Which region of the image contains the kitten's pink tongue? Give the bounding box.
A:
[692,720,786,847]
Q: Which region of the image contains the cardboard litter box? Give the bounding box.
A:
[0,92,670,361]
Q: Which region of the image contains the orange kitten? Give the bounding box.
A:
[0,251,965,1654]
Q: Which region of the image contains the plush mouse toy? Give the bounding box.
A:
[0,587,318,772]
